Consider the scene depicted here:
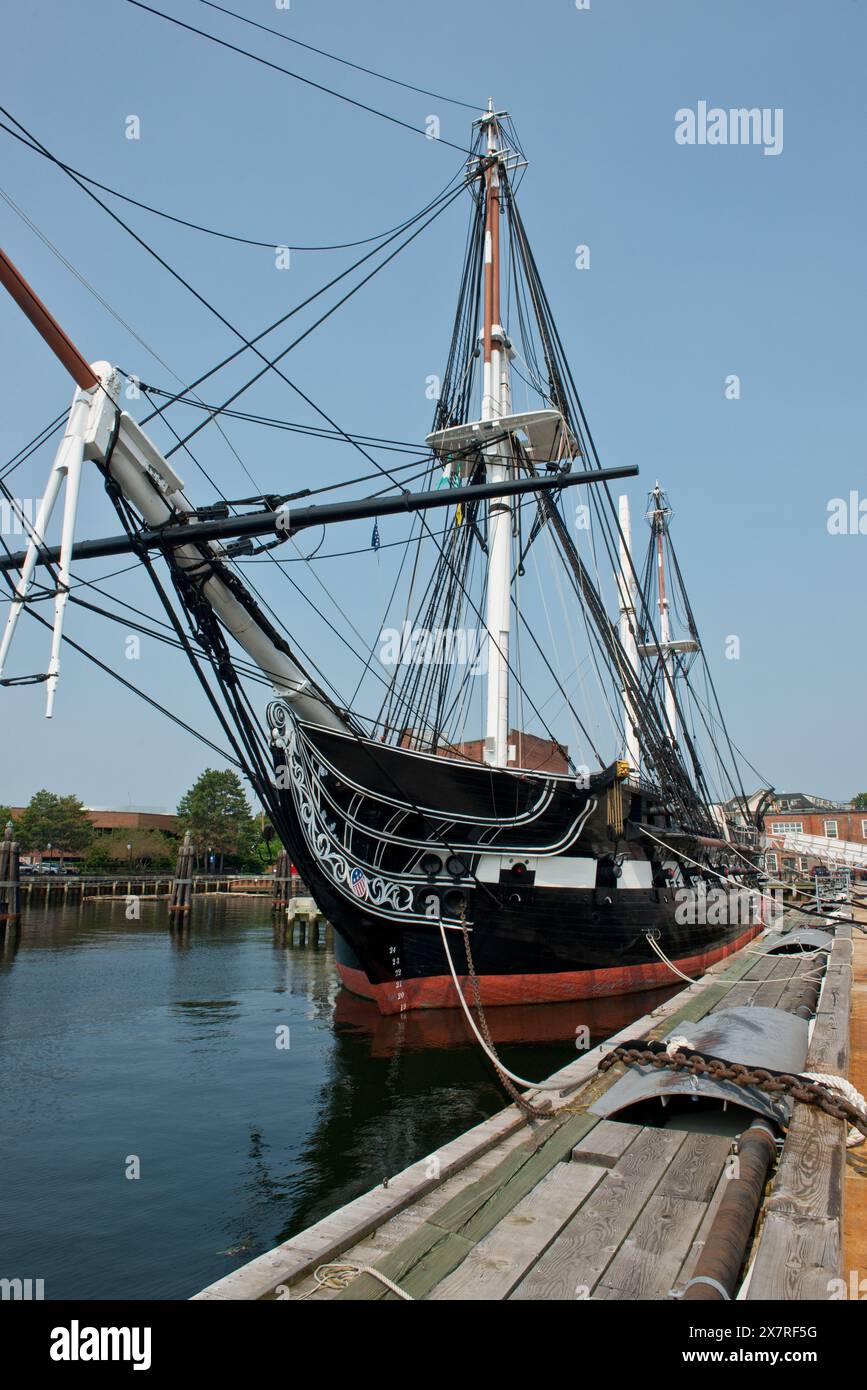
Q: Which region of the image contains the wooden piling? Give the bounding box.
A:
[272,848,291,910]
[169,830,194,919]
[0,822,21,926]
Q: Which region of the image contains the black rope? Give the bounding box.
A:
[124,0,478,157]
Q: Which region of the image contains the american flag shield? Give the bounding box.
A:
[350,867,369,900]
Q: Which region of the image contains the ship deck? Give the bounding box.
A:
[193,901,863,1302]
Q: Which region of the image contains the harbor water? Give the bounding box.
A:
[0,898,676,1299]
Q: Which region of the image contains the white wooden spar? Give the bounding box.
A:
[616,494,641,772]
[0,358,348,731]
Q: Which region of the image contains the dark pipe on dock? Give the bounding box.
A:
[680,1119,777,1301]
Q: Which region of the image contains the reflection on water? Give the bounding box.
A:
[0,899,677,1299]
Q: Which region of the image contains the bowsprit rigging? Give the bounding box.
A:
[0,101,767,1015]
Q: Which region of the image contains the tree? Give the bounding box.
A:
[852,793,867,811]
[0,806,13,833]
[83,828,175,871]
[15,790,94,859]
[177,769,258,870]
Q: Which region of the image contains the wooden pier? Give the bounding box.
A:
[194,904,863,1302]
[11,871,299,904]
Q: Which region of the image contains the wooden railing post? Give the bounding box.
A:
[0,822,21,927]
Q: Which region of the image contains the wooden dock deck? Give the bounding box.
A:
[194,906,860,1303]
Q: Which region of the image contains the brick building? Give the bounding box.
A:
[758,792,867,876]
[9,806,178,861]
[398,728,569,774]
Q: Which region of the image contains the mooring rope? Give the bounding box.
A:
[438,916,559,1117]
[294,1262,414,1301]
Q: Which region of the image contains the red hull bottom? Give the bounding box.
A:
[336,922,762,1015]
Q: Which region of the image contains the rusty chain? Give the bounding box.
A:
[598,1039,867,1138]
[458,919,554,1122]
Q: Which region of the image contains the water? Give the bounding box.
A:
[0,897,677,1299]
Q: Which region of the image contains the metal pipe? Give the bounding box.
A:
[680,1119,777,1300]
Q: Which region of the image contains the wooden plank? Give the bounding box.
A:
[747,1213,840,1300]
[336,1222,474,1301]
[509,1126,687,1300]
[670,1166,730,1296]
[764,1111,846,1224]
[435,1113,596,1241]
[337,1112,596,1300]
[429,1161,607,1301]
[746,925,852,1299]
[661,951,772,1027]
[193,1103,526,1300]
[286,1127,534,1301]
[750,956,811,1009]
[601,1192,709,1298]
[657,1132,733,1203]
[571,1118,642,1168]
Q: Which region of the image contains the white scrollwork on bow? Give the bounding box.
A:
[272,704,414,914]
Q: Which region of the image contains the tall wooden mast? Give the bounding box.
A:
[480,103,513,767]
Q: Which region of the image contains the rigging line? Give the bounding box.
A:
[0,181,187,386]
[134,390,376,710]
[196,0,479,111]
[0,531,241,764]
[0,105,474,457]
[124,0,478,156]
[0,114,470,452]
[137,156,476,423]
[127,383,431,454]
[25,602,242,764]
[689,673,772,794]
[101,448,286,777]
[533,529,596,768]
[160,180,471,458]
[0,117,472,254]
[1,176,279,512]
[238,520,452,563]
[66,592,272,688]
[0,410,67,482]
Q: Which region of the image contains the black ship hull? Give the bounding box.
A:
[268,704,764,1014]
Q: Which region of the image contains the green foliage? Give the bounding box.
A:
[851,792,867,811]
[177,769,258,868]
[15,790,94,855]
[83,828,175,870]
[0,806,13,834]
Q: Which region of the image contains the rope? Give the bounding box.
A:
[437,916,561,1109]
[295,1262,414,1301]
[802,1073,867,1148]
[645,931,698,983]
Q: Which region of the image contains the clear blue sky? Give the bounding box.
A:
[0,0,864,811]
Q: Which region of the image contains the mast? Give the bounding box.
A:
[616,494,640,770]
[480,102,513,767]
[647,482,680,745]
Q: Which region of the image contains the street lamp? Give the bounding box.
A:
[127,842,132,871]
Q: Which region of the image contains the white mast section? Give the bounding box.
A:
[480,103,513,767]
[0,362,347,731]
[636,485,698,750]
[654,493,677,741]
[616,494,640,771]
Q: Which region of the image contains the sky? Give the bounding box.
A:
[0,0,865,813]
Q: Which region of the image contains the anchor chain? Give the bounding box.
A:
[458,916,553,1122]
[598,1039,867,1139]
